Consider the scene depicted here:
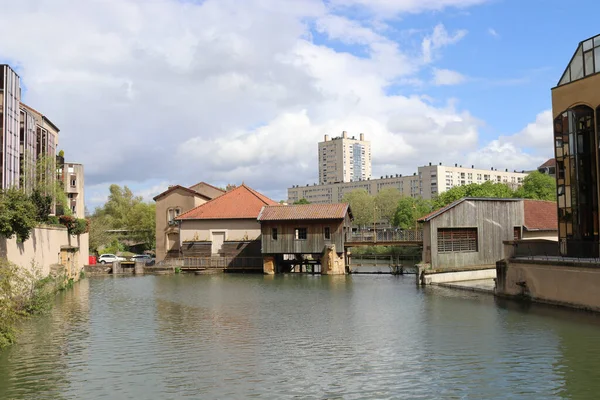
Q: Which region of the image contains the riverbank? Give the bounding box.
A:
[0,258,80,350]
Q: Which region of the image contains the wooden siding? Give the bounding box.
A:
[261,218,348,254]
[426,200,524,269]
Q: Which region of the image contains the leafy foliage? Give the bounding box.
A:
[0,188,38,242]
[432,181,516,209]
[514,171,556,200]
[30,189,53,223]
[375,188,403,224]
[0,259,57,350]
[293,198,310,205]
[58,215,89,235]
[393,197,433,230]
[90,184,156,253]
[342,189,375,227]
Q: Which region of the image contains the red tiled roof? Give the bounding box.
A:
[523,200,558,231]
[538,158,556,169]
[152,185,211,201]
[258,203,351,221]
[177,184,277,220]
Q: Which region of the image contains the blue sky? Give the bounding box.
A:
[1,0,598,208]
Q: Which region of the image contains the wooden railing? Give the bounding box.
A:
[160,256,263,270]
[346,230,423,243]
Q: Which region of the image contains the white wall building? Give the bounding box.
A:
[318,131,371,185]
[288,163,529,204]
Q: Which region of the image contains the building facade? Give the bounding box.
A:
[153,183,222,261]
[1,65,21,189]
[289,163,528,204]
[418,198,557,270]
[552,34,600,257]
[318,131,371,184]
[1,65,61,192]
[56,160,85,218]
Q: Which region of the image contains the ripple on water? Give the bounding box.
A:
[1,275,600,399]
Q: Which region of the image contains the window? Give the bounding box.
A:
[295,228,307,240]
[272,228,278,240]
[437,228,478,253]
[71,178,76,187]
[324,227,331,240]
[514,227,521,241]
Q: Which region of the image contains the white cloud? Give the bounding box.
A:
[0,0,532,207]
[466,110,553,171]
[488,28,499,38]
[328,0,490,15]
[422,24,468,63]
[432,68,467,85]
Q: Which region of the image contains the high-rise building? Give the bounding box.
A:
[318,131,371,184]
[0,65,21,189]
[552,33,600,257]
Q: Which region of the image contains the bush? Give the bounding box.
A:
[30,189,53,223]
[47,215,60,226]
[58,215,89,235]
[0,188,37,242]
[0,259,57,349]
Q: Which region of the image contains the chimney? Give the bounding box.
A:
[439,162,442,166]
[429,162,432,166]
[324,134,330,141]
[471,165,474,169]
[505,168,508,172]
[455,163,458,167]
[342,131,347,139]
[360,133,365,141]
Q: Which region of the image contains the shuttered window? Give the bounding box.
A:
[437,228,478,253]
[295,228,307,240]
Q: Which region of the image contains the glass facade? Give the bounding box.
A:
[554,106,599,257]
[0,65,21,189]
[558,34,600,86]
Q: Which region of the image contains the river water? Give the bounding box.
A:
[1,274,600,399]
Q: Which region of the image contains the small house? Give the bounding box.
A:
[257,203,352,274]
[176,184,277,258]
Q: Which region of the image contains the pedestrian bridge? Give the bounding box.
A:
[345,230,423,247]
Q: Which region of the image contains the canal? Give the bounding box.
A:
[1,274,600,399]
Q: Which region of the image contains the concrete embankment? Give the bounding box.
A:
[496,258,600,312]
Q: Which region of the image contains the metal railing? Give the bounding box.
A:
[160,256,263,270]
[346,230,423,243]
[511,239,600,264]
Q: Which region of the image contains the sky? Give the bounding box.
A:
[1,0,598,209]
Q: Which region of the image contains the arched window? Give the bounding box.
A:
[556,105,598,256]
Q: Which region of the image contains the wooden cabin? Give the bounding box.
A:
[258,203,353,256]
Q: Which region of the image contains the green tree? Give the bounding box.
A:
[432,181,514,209]
[88,215,116,255]
[293,198,310,205]
[0,189,37,242]
[96,184,143,228]
[375,188,402,224]
[342,189,375,227]
[393,197,432,230]
[514,171,556,201]
[124,202,156,250]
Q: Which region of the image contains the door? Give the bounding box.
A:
[211,232,226,255]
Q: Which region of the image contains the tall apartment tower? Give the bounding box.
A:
[0,65,21,189]
[318,131,372,184]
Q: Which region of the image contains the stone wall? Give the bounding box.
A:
[496,259,600,312]
[0,226,89,279]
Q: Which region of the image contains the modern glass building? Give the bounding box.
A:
[552,34,600,257]
[0,65,21,189]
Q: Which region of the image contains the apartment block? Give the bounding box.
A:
[57,158,85,218]
[1,65,60,192]
[288,163,529,204]
[319,131,371,184]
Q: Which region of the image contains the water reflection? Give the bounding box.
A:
[1,275,600,399]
